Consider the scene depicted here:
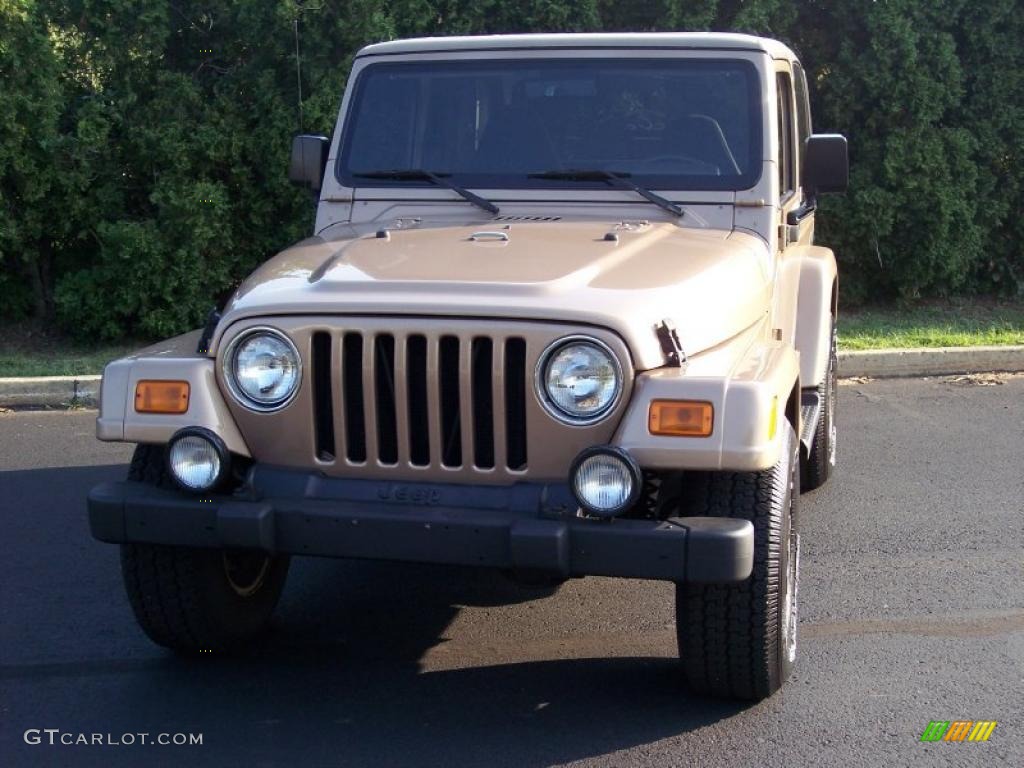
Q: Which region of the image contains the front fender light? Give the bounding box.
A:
[648,400,714,437]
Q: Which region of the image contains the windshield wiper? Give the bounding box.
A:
[353,169,499,215]
[528,169,684,218]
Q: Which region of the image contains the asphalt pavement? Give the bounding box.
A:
[1,375,1022,767]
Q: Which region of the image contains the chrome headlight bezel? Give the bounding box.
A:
[221,326,302,412]
[535,335,624,426]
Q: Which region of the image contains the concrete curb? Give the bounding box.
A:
[1,346,1022,408]
[838,345,1024,379]
[0,375,101,408]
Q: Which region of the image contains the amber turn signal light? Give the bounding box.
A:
[648,399,713,437]
[135,380,190,414]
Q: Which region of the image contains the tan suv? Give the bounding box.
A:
[88,33,847,701]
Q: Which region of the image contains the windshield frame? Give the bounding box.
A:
[334,56,764,194]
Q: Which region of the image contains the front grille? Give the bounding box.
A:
[313,330,529,472]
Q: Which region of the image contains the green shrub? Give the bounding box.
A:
[1,0,1022,342]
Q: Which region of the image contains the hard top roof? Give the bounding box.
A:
[358,32,797,60]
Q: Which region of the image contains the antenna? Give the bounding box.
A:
[292,2,324,134]
[293,16,303,132]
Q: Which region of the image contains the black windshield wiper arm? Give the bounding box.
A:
[528,169,684,218]
[353,169,499,215]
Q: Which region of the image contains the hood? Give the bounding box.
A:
[218,219,772,370]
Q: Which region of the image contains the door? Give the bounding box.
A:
[773,63,803,347]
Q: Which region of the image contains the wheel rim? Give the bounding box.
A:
[828,331,838,467]
[828,368,837,467]
[783,530,800,664]
[781,429,801,668]
[828,420,837,466]
[222,552,271,597]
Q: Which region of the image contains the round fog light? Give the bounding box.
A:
[570,447,641,517]
[167,428,229,493]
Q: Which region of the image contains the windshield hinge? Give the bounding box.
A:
[197,307,221,355]
[655,320,686,368]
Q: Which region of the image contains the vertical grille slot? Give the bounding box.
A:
[374,334,398,464]
[505,337,528,470]
[471,337,495,468]
[406,335,430,466]
[439,335,462,467]
[312,331,336,461]
[342,332,367,463]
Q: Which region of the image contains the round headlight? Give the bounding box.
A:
[225,328,301,410]
[167,429,229,492]
[570,447,641,517]
[539,338,622,423]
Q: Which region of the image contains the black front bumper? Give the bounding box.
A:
[88,466,753,583]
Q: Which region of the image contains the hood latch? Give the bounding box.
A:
[655,320,686,368]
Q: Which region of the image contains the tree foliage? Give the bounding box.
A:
[1,0,1021,339]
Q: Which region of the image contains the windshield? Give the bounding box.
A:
[338,58,762,192]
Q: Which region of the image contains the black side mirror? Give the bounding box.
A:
[803,134,848,195]
[288,134,330,192]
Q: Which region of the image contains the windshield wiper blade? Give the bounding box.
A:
[353,169,499,215]
[528,169,684,218]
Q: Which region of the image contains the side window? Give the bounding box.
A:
[792,62,812,190]
[775,72,795,199]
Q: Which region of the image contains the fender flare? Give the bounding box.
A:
[792,245,837,388]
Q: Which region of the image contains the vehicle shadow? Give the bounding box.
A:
[1,464,751,768]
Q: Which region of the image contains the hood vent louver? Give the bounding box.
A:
[492,215,562,222]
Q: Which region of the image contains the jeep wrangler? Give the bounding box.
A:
[88,33,847,701]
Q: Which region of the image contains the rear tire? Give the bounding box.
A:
[675,424,800,700]
[120,445,289,654]
[803,320,837,491]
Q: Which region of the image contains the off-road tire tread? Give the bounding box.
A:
[120,541,216,651]
[675,427,797,700]
[119,444,286,653]
[128,443,175,489]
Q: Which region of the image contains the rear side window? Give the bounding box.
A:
[775,72,795,198]
[792,62,812,186]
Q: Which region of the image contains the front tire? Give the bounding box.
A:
[120,445,289,654]
[675,424,800,700]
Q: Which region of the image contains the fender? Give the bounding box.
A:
[96,329,250,456]
[613,337,800,473]
[792,245,837,387]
